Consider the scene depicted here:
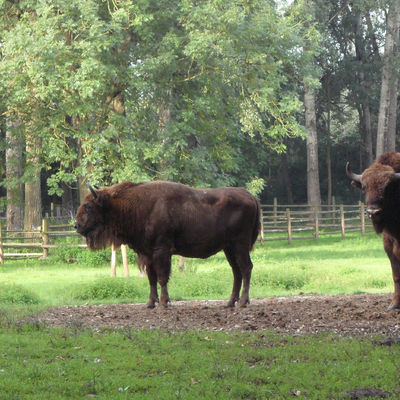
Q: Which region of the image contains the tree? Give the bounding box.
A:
[376,0,400,156]
[5,119,23,230]
[302,0,322,207]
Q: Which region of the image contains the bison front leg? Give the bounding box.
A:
[384,234,400,310]
[388,255,400,310]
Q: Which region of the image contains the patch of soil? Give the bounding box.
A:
[36,293,400,336]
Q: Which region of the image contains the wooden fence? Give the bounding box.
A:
[0,217,84,264]
[0,202,372,262]
[260,202,372,244]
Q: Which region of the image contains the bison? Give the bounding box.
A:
[75,181,260,308]
[346,151,400,310]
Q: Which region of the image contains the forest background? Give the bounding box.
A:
[0,0,399,231]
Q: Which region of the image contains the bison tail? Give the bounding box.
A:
[250,197,261,250]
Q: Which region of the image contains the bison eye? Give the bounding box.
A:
[84,203,92,212]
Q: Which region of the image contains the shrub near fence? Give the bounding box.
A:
[0,201,372,262]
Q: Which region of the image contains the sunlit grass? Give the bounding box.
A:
[0,232,390,307]
[0,232,398,400]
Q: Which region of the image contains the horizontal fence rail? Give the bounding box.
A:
[260,202,372,244]
[0,202,372,262]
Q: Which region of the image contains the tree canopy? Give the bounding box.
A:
[0,0,398,215]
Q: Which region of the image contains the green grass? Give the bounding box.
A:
[0,327,400,400]
[0,232,391,307]
[0,232,398,400]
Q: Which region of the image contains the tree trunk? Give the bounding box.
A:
[326,103,332,206]
[355,11,374,165]
[61,182,74,217]
[280,152,293,204]
[304,85,321,207]
[24,135,42,232]
[376,0,400,156]
[6,120,24,231]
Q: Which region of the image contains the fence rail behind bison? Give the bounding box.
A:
[260,202,372,244]
[0,203,371,262]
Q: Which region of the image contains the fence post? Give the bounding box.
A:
[331,196,336,225]
[340,205,345,239]
[360,201,365,235]
[40,217,49,259]
[0,221,4,264]
[273,197,278,228]
[286,208,292,245]
[314,206,319,240]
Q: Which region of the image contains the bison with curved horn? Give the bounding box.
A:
[346,151,400,310]
[75,181,260,308]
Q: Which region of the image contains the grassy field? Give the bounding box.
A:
[0,232,392,307]
[1,232,400,400]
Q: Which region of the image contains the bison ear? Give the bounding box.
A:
[94,192,110,209]
[351,180,362,190]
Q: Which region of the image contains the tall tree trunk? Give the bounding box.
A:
[355,11,374,165]
[376,0,400,156]
[304,85,321,207]
[6,120,24,230]
[326,101,332,206]
[280,152,293,204]
[24,134,42,231]
[362,102,374,165]
[61,182,74,216]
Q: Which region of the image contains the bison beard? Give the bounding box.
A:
[347,151,400,310]
[75,181,260,309]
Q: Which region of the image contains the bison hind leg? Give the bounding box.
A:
[146,264,159,308]
[224,246,253,308]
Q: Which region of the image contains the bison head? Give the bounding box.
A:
[346,162,400,233]
[75,185,112,250]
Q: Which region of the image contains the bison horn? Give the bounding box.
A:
[346,162,362,183]
[393,173,400,181]
[87,184,98,198]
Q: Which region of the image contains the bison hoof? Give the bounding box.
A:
[239,299,250,308]
[146,303,156,309]
[388,304,400,311]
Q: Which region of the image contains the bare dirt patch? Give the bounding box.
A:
[36,293,400,336]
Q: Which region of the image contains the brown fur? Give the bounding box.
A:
[76,181,261,308]
[348,152,400,309]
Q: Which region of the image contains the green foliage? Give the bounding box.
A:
[0,0,306,193]
[53,246,83,263]
[76,249,110,267]
[0,284,39,305]
[254,267,310,290]
[53,246,110,266]
[73,278,146,301]
[246,177,265,197]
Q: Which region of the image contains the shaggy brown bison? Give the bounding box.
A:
[347,151,400,310]
[75,181,260,308]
